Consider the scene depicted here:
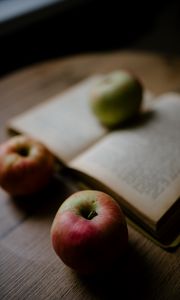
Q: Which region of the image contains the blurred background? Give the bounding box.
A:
[0,0,180,77]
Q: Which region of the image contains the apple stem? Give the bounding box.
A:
[87,210,97,220]
[17,146,29,157]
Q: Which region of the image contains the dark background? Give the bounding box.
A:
[0,0,180,78]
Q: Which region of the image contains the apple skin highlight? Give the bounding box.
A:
[51,190,128,274]
[0,135,54,196]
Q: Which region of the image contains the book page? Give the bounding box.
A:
[70,93,180,224]
[7,76,107,163]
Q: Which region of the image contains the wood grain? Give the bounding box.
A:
[0,51,180,299]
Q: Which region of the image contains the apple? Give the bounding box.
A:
[90,70,143,128]
[0,135,55,196]
[51,190,128,274]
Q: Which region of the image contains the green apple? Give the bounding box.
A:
[90,70,143,128]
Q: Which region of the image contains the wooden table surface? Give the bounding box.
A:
[0,51,180,300]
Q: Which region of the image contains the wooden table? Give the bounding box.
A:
[0,51,180,300]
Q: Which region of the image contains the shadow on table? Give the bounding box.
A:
[76,241,152,300]
[10,171,79,219]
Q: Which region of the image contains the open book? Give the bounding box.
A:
[7,76,180,248]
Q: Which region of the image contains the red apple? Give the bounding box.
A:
[0,135,55,196]
[51,190,128,274]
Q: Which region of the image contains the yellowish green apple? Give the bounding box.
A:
[90,70,143,128]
